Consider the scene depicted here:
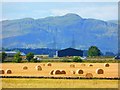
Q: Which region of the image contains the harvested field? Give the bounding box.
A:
[0,63,119,78]
[2,78,118,88]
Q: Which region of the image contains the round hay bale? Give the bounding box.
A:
[47,62,52,66]
[85,73,93,78]
[96,69,104,74]
[6,69,12,74]
[104,63,110,67]
[81,63,86,66]
[42,64,45,66]
[88,64,93,67]
[70,64,75,68]
[53,70,61,75]
[23,66,28,70]
[60,70,66,74]
[0,69,4,74]
[36,65,42,71]
[50,70,54,75]
[77,69,84,74]
[71,71,75,74]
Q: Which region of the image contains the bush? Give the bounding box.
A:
[31,58,38,63]
[61,58,71,62]
[72,56,82,62]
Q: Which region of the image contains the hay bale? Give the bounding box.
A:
[0,69,4,74]
[23,66,28,70]
[53,70,61,75]
[50,70,54,75]
[47,62,52,66]
[60,70,66,74]
[104,63,110,67]
[77,69,84,74]
[70,64,75,68]
[88,64,93,67]
[42,64,45,66]
[36,65,42,71]
[85,73,93,78]
[71,71,75,74]
[96,69,104,74]
[6,69,12,74]
[81,63,86,66]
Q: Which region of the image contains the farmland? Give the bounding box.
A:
[0,63,119,78]
[0,62,119,88]
[2,78,118,88]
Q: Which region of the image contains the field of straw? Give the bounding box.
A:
[1,78,118,88]
[0,63,119,78]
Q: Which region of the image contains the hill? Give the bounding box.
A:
[1,13,118,53]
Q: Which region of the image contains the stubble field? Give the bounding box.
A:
[0,62,119,88]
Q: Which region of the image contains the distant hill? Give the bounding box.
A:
[107,20,118,24]
[1,13,118,53]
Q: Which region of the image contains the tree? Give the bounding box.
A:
[88,46,101,57]
[72,56,82,62]
[13,52,22,63]
[2,52,7,62]
[26,52,34,62]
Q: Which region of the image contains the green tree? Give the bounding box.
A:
[72,56,82,62]
[88,46,101,57]
[2,52,7,62]
[26,52,34,62]
[13,52,22,63]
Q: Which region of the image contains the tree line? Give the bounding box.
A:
[1,52,36,63]
[1,46,102,63]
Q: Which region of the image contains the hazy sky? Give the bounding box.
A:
[2,2,118,21]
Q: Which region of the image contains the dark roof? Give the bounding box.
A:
[58,48,83,57]
[58,48,82,52]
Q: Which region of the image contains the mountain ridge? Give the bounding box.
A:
[1,13,118,53]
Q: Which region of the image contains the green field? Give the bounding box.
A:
[1,78,118,88]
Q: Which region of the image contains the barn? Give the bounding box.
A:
[0,51,26,57]
[57,48,83,57]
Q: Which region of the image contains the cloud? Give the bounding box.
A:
[50,5,118,20]
[50,9,70,16]
[1,2,118,21]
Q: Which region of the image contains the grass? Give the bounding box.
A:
[1,78,118,88]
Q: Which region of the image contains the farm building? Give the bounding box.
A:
[34,55,49,59]
[57,48,83,57]
[0,51,26,57]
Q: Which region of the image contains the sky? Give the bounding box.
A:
[1,0,120,2]
[1,2,118,21]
